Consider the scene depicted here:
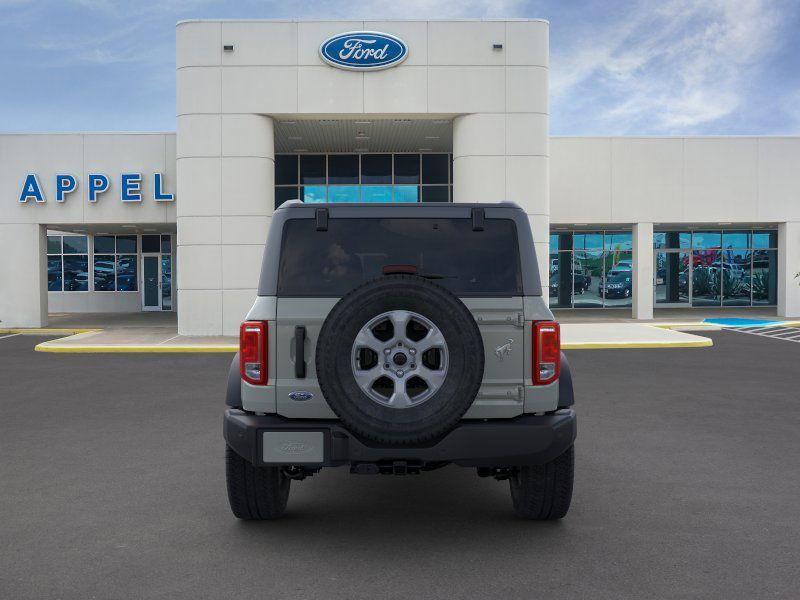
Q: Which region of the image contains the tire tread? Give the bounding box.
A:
[510,446,574,520]
[226,446,290,520]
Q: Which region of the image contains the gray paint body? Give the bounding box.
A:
[242,202,560,418]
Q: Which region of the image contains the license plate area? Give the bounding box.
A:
[261,431,325,464]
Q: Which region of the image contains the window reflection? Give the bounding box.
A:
[275,153,453,207]
[653,229,777,307]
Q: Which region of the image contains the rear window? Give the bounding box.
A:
[277,217,522,297]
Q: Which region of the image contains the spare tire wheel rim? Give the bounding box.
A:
[351,310,449,409]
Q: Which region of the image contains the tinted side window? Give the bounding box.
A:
[277,218,522,297]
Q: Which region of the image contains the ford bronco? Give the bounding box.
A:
[224,201,576,520]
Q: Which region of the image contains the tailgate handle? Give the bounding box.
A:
[294,326,306,378]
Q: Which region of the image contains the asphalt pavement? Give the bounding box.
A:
[1,332,798,599]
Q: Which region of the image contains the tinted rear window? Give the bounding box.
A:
[277,218,522,297]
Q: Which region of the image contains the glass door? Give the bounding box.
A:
[142,255,161,311]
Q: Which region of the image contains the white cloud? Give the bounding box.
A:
[551,0,790,133]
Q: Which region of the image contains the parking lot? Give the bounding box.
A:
[1,331,798,599]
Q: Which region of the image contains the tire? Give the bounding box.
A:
[225,445,290,520]
[316,274,484,445]
[509,446,574,520]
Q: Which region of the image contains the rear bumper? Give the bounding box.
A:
[223,409,576,468]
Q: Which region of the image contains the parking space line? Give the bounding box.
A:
[0,333,21,341]
[725,326,800,344]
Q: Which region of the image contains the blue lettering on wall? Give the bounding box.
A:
[19,174,45,203]
[153,173,174,202]
[121,173,142,202]
[18,173,174,205]
[55,174,77,202]
[87,174,110,203]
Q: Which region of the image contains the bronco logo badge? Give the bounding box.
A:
[495,338,514,360]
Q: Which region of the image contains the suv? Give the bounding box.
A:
[224,202,576,520]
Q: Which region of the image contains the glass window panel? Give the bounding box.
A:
[161,255,172,310]
[327,186,360,203]
[47,256,62,291]
[554,232,573,251]
[116,235,137,254]
[603,251,633,307]
[303,185,327,203]
[549,234,559,249]
[47,235,62,254]
[94,235,115,253]
[394,154,420,184]
[277,218,522,296]
[361,186,392,203]
[393,185,419,203]
[548,251,573,308]
[752,230,778,249]
[691,250,721,306]
[722,231,750,249]
[63,255,89,291]
[275,186,299,208]
[275,155,298,185]
[300,155,326,184]
[141,234,160,253]
[62,235,87,254]
[328,155,358,184]
[656,231,690,249]
[116,255,137,291]
[722,249,752,306]
[421,154,448,184]
[361,154,391,184]
[752,249,777,305]
[655,251,690,305]
[573,233,603,250]
[161,235,172,254]
[692,231,721,249]
[93,255,116,291]
[604,232,632,251]
[421,186,449,202]
[572,251,603,307]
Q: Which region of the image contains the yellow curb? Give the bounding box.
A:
[652,323,722,332]
[563,338,713,350]
[35,343,237,353]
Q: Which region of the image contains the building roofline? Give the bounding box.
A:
[176,18,549,26]
[0,131,175,136]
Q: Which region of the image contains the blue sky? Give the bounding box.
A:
[1,0,798,135]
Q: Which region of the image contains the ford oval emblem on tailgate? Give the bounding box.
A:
[288,391,314,401]
[319,31,408,71]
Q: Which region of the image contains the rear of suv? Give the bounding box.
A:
[224,202,576,520]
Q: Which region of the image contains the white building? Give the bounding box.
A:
[1,19,798,334]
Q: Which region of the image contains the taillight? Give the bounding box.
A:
[533,321,560,385]
[240,321,268,385]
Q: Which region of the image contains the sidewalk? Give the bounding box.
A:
[1,311,717,353]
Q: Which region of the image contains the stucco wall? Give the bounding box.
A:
[176,19,550,335]
[0,133,176,327]
[550,136,800,225]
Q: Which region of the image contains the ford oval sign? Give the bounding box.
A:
[319,31,408,71]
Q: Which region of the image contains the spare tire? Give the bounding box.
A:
[316,274,484,445]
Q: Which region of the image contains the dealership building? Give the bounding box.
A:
[1,19,799,335]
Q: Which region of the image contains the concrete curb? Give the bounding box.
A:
[563,338,713,350]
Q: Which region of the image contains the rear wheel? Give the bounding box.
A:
[225,445,290,520]
[509,446,574,520]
